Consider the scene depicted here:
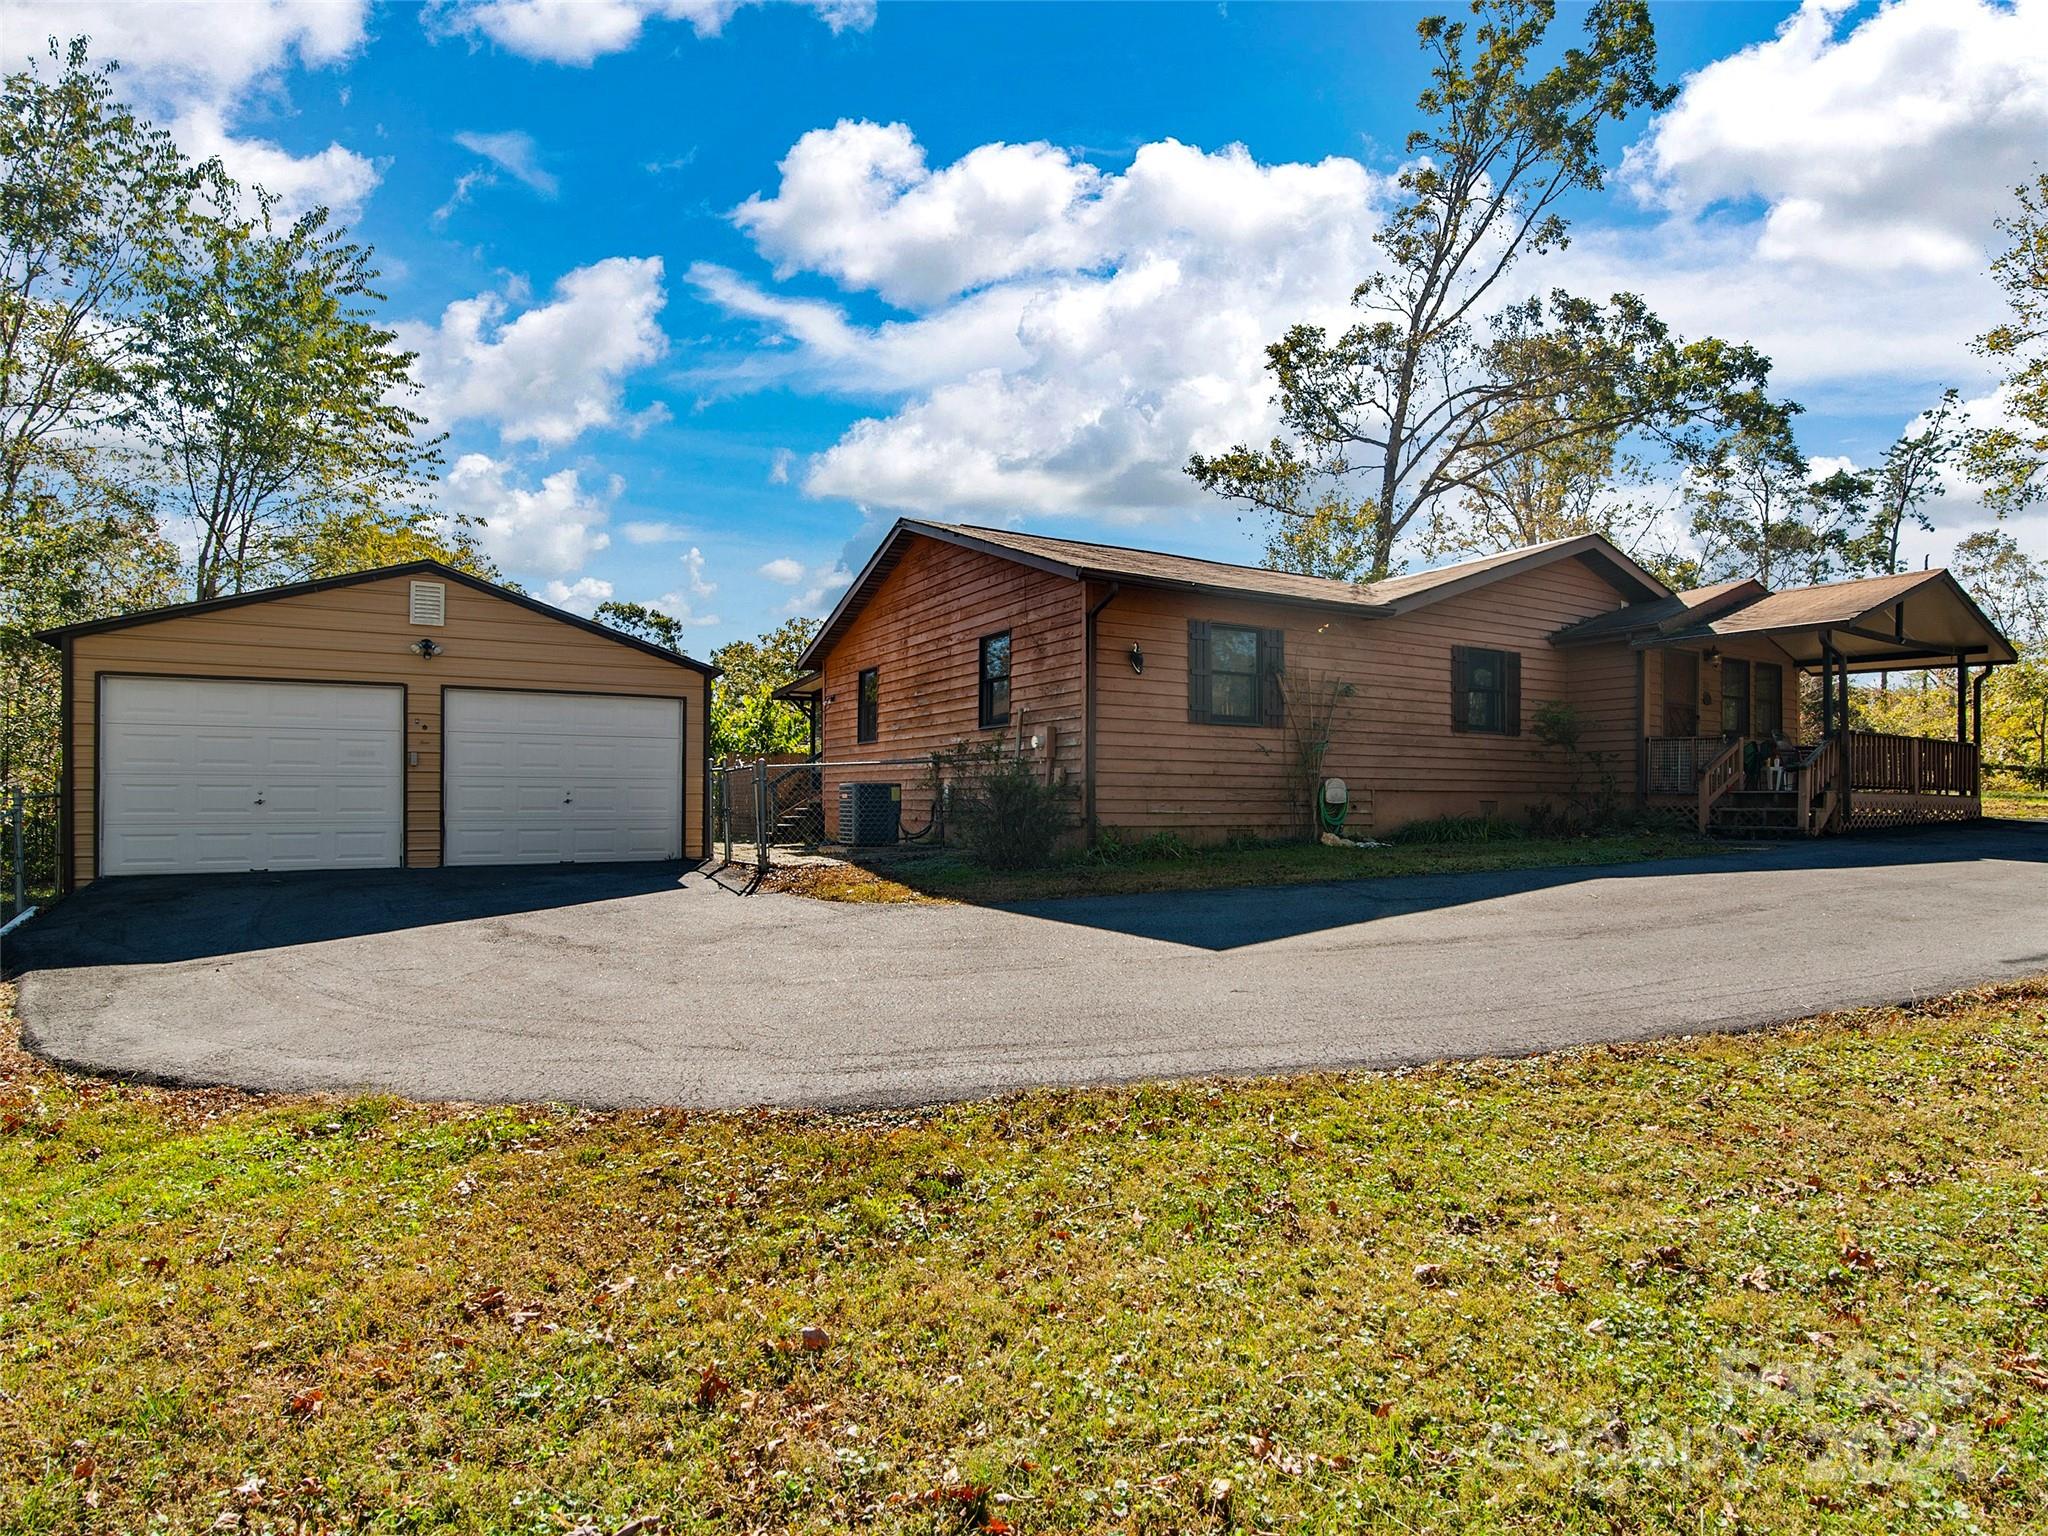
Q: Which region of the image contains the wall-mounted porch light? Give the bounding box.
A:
[1128,643,1144,674]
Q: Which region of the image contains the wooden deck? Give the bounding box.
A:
[1644,730,1979,833]
[1843,731,1979,827]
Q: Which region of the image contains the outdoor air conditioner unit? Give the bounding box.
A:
[838,781,902,846]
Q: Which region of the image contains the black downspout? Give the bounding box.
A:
[1083,582,1121,846]
[57,635,74,895]
[1632,649,1646,808]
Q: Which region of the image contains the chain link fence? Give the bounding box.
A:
[713,756,951,876]
[3,787,59,927]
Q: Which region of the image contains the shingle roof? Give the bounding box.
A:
[798,519,1673,672]
[932,522,1626,609]
[1691,569,1936,635]
[35,559,720,675]
[1550,577,1765,645]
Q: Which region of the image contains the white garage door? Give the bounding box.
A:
[99,677,404,876]
[442,689,683,866]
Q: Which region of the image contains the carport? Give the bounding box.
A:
[38,560,717,888]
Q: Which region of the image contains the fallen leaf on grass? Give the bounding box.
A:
[798,1325,829,1352]
[1736,1265,1774,1293]
[2002,1351,2048,1392]
[695,1365,732,1410]
[284,1387,323,1420]
[1413,1262,1449,1288]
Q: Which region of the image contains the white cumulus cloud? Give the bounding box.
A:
[1626,0,2048,274]
[441,452,614,576]
[1557,0,2048,403]
[758,556,806,583]
[14,0,382,219]
[542,576,614,615]
[438,0,872,66]
[696,123,1388,520]
[681,545,716,596]
[403,257,669,447]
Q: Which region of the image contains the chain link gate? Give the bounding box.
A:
[2,787,59,928]
[714,756,948,878]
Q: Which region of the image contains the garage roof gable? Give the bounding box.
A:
[35,560,719,676]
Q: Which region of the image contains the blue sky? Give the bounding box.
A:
[23,1,2048,651]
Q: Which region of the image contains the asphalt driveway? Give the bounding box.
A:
[8,822,2047,1109]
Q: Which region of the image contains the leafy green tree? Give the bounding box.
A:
[1679,414,1825,587]
[133,195,443,600]
[1968,173,2048,514]
[0,498,177,790]
[1794,466,1869,586]
[594,600,690,653]
[710,616,820,759]
[0,39,197,519]
[1845,392,1962,577]
[1188,2,1778,580]
[1953,528,2047,650]
[1,40,195,791]
[289,502,499,583]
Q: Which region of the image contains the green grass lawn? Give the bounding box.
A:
[1984,784,2048,820]
[5,982,2046,1534]
[771,828,1723,904]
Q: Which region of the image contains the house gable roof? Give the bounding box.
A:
[1558,567,2016,670]
[1550,577,1767,645]
[35,559,720,676]
[1671,568,2016,668]
[798,519,1671,671]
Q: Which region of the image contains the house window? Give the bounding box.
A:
[1754,662,1782,736]
[1187,620,1283,726]
[1451,645,1520,735]
[1721,658,1751,737]
[857,667,879,744]
[978,630,1012,728]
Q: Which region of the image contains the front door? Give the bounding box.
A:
[1662,651,1699,736]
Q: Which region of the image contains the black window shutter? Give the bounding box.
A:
[1187,619,1211,723]
[1449,645,1470,733]
[1259,627,1285,727]
[1503,651,1522,737]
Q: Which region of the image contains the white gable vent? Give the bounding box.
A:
[409,580,446,626]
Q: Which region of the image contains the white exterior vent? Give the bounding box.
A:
[408,580,446,626]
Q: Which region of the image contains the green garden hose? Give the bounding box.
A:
[1316,780,1349,834]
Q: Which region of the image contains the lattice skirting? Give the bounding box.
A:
[1846,793,1981,829]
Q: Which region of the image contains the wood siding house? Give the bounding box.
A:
[788,520,2016,844]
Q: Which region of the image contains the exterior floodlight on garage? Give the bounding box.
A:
[410,638,442,659]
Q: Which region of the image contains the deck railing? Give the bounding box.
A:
[1846,731,1977,797]
[1646,735,1722,795]
[1695,739,1746,833]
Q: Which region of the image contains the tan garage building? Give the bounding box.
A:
[38,560,715,890]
